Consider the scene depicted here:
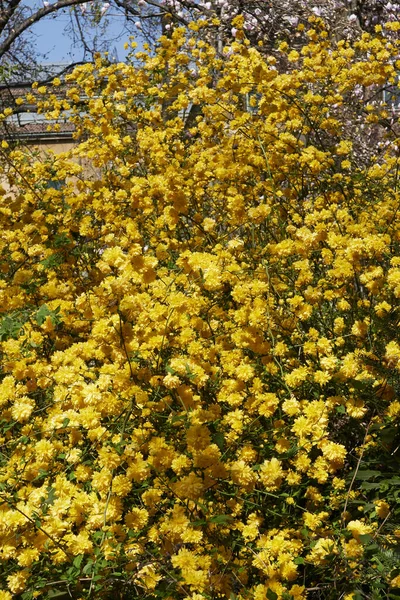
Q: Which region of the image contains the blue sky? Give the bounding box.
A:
[30,7,132,64]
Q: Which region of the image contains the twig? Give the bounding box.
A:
[341,419,372,522]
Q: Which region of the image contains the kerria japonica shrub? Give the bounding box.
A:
[0,16,399,600]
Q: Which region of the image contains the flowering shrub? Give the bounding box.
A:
[0,17,400,600]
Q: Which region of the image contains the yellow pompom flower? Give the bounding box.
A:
[374,500,390,519]
[347,520,374,541]
[259,457,284,491]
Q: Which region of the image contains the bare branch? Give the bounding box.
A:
[0,0,22,36]
[0,0,96,57]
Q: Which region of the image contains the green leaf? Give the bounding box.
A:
[35,304,52,325]
[171,414,187,423]
[359,533,373,545]
[35,304,62,326]
[40,253,64,270]
[0,314,25,340]
[184,363,196,381]
[266,590,278,600]
[54,232,71,248]
[385,477,400,486]
[352,380,366,391]
[191,519,207,526]
[83,560,94,575]
[360,481,381,490]
[380,427,397,445]
[209,514,233,524]
[355,470,381,480]
[47,590,70,598]
[374,560,385,573]
[213,432,225,451]
[42,486,56,507]
[300,527,309,538]
[73,554,84,569]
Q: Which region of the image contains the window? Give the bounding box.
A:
[244,91,262,114]
[382,79,400,111]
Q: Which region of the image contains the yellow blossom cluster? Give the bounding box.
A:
[0,16,399,600]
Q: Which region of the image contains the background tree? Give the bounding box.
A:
[2,0,400,78]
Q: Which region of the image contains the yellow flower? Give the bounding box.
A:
[282,397,301,416]
[347,520,374,541]
[387,400,400,418]
[386,341,400,367]
[313,370,332,385]
[332,477,346,490]
[7,570,29,594]
[92,468,113,494]
[11,396,35,422]
[374,301,391,317]
[135,563,161,590]
[374,500,390,519]
[125,508,149,530]
[172,454,192,475]
[307,538,335,565]
[291,416,312,439]
[163,373,181,389]
[171,549,211,592]
[320,441,347,464]
[65,531,93,554]
[285,367,309,388]
[303,511,328,531]
[342,539,364,559]
[17,548,40,567]
[230,459,256,488]
[336,140,352,155]
[173,472,204,500]
[112,474,133,497]
[290,585,306,600]
[390,574,400,588]
[294,452,311,473]
[259,457,284,491]
[346,398,367,418]
[242,513,262,541]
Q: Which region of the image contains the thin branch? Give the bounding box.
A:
[0,0,96,58]
[0,493,73,559]
[0,0,22,35]
[73,6,96,59]
[0,60,88,89]
[341,419,372,522]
